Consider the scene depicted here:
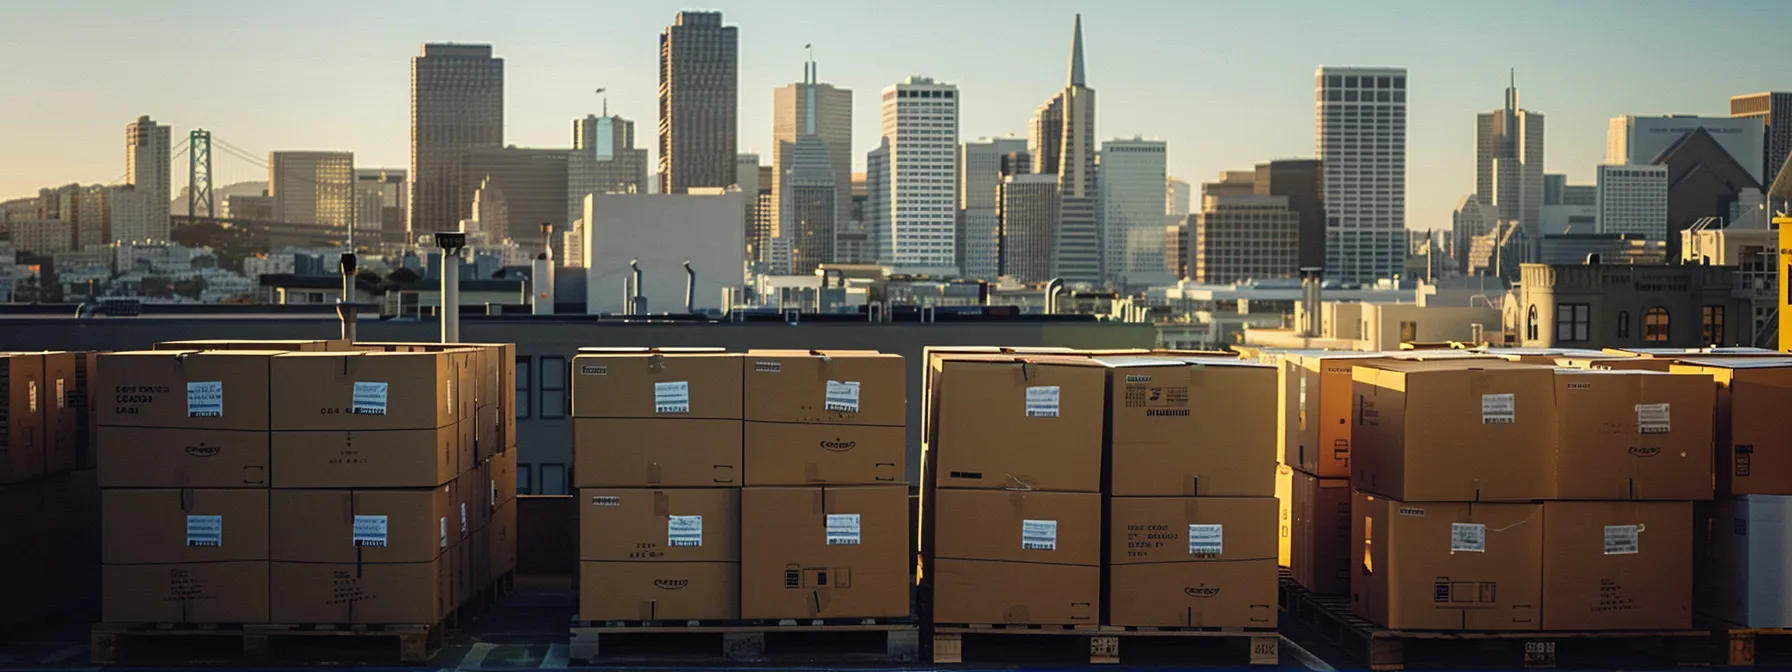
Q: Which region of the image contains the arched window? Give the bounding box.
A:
[1617,311,1630,339]
[1644,307,1670,343]
[1526,305,1539,341]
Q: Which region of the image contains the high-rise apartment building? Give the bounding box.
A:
[999,174,1061,283]
[1315,66,1407,283]
[658,11,739,194]
[410,43,504,239]
[354,169,406,232]
[1606,115,1765,184]
[1029,16,1100,285]
[865,139,890,264]
[1731,92,1792,187]
[876,77,959,274]
[959,137,1028,280]
[1190,172,1300,284]
[124,115,171,242]
[1100,137,1169,288]
[1596,164,1669,241]
[269,151,355,228]
[773,59,851,237]
[1476,74,1543,241]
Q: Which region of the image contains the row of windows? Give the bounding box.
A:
[1322,75,1407,89]
[1527,304,1726,345]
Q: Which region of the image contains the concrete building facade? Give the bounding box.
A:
[1101,137,1170,289]
[581,191,747,314]
[1191,193,1299,285]
[658,11,739,194]
[958,137,1028,281]
[124,115,171,243]
[878,77,959,274]
[1316,66,1407,283]
[269,151,355,229]
[409,43,504,239]
[1596,164,1669,241]
[1516,262,1747,348]
[570,114,650,211]
[1607,115,1766,183]
[998,173,1060,283]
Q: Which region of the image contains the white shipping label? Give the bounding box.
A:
[187,381,224,417]
[460,503,468,535]
[1636,403,1671,435]
[440,518,448,548]
[1450,523,1487,552]
[446,379,454,413]
[1188,524,1224,556]
[826,514,862,545]
[824,380,862,413]
[185,515,223,547]
[56,378,65,409]
[27,380,36,413]
[353,515,390,547]
[654,381,691,414]
[1025,386,1061,418]
[1481,393,1515,425]
[1604,525,1641,555]
[351,381,390,415]
[1022,519,1058,550]
[668,515,703,547]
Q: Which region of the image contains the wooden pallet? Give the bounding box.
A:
[89,621,444,665]
[1280,573,1709,670]
[931,623,1279,666]
[1706,619,1792,666]
[569,616,919,664]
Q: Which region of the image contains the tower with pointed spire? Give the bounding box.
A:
[1476,70,1544,242]
[1026,14,1101,285]
[772,49,852,273]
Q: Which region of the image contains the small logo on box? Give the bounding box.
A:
[1628,446,1661,458]
[653,579,689,590]
[820,439,856,452]
[184,444,220,458]
[1183,586,1220,598]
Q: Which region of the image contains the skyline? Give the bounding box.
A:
[0,0,1786,232]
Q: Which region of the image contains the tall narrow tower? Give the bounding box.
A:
[1476,71,1544,242]
[658,11,739,194]
[124,115,172,242]
[409,43,504,241]
[1316,66,1407,283]
[1029,15,1099,285]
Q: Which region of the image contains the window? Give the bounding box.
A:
[1617,311,1630,339]
[1526,305,1539,341]
[1556,303,1590,342]
[1399,321,1417,344]
[515,356,532,418]
[517,464,533,496]
[1644,307,1670,343]
[1703,305,1725,346]
[540,356,567,419]
[540,464,569,496]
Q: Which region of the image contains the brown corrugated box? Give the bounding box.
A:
[97,427,269,488]
[270,556,453,624]
[740,485,909,619]
[1551,370,1714,500]
[579,488,739,562]
[77,351,101,470]
[571,350,742,420]
[487,448,517,509]
[1106,496,1277,627]
[490,499,517,577]
[1352,492,1542,630]
[97,350,277,431]
[155,339,344,351]
[1290,473,1351,595]
[1352,360,1557,501]
[269,351,457,431]
[921,347,1078,447]
[743,422,903,486]
[1287,352,1502,478]
[931,560,1097,625]
[102,488,270,564]
[1106,357,1276,497]
[931,357,1106,492]
[1540,501,1691,630]
[1,353,46,483]
[579,561,739,621]
[573,418,740,487]
[743,350,906,426]
[103,562,270,624]
[1670,359,1792,495]
[930,489,1100,625]
[457,468,489,543]
[270,426,459,488]
[269,487,454,564]
[42,351,77,475]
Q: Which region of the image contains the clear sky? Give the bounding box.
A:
[0,0,1785,230]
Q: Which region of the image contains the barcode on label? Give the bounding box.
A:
[352,381,389,415]
[1481,394,1515,425]
[187,381,224,418]
[824,380,861,413]
[186,515,222,547]
[1636,403,1670,434]
[1604,525,1640,555]
[1022,519,1058,551]
[826,514,862,545]
[1450,523,1487,552]
[353,515,389,547]
[654,381,690,414]
[754,360,782,373]
[1025,386,1061,418]
[1188,524,1223,556]
[668,515,703,547]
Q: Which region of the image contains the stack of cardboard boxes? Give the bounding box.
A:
[923,354,1278,628]
[573,348,909,622]
[0,351,98,629]
[97,340,516,626]
[1349,359,1710,632]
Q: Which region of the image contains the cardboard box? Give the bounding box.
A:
[102,562,269,624]
[1562,357,1673,371]
[269,487,454,564]
[476,404,501,463]
[931,357,1106,492]
[1540,501,1691,630]
[1352,493,1543,631]
[1,353,46,483]
[490,499,517,577]
[97,427,270,488]
[1107,357,1276,497]
[578,488,739,562]
[743,350,905,427]
[102,488,270,563]
[572,418,741,487]
[1552,370,1714,500]
[1105,496,1277,627]
[77,351,101,470]
[155,339,342,351]
[269,351,456,431]
[1290,473,1352,596]
[270,426,458,488]
[457,467,490,539]
[42,351,77,475]
[1352,360,1557,501]
[740,485,909,619]
[270,557,453,624]
[578,561,739,621]
[1481,348,1620,365]
[1108,561,1277,628]
[932,489,1101,566]
[97,350,277,431]
[571,350,741,420]
[921,347,1079,448]
[931,559,1097,625]
[744,421,903,486]
[1698,495,1792,627]
[1287,353,1384,478]
[1671,359,1792,495]
[488,448,517,508]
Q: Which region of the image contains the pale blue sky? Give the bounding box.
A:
[1,0,1785,229]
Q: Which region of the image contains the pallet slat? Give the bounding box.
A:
[931,625,1279,665]
[568,617,919,664]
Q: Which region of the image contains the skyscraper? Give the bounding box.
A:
[658,11,739,195]
[1100,137,1169,288]
[269,151,355,229]
[124,115,171,242]
[355,169,406,232]
[865,139,890,264]
[455,146,569,245]
[572,114,649,195]
[1315,66,1407,283]
[1166,177,1191,218]
[1731,92,1792,187]
[1030,15,1100,285]
[959,137,1028,280]
[1476,73,1543,242]
[410,43,504,240]
[1190,171,1300,284]
[877,77,959,274]
[999,174,1060,283]
[1606,115,1765,184]
[1596,165,1669,241]
[773,57,851,239]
